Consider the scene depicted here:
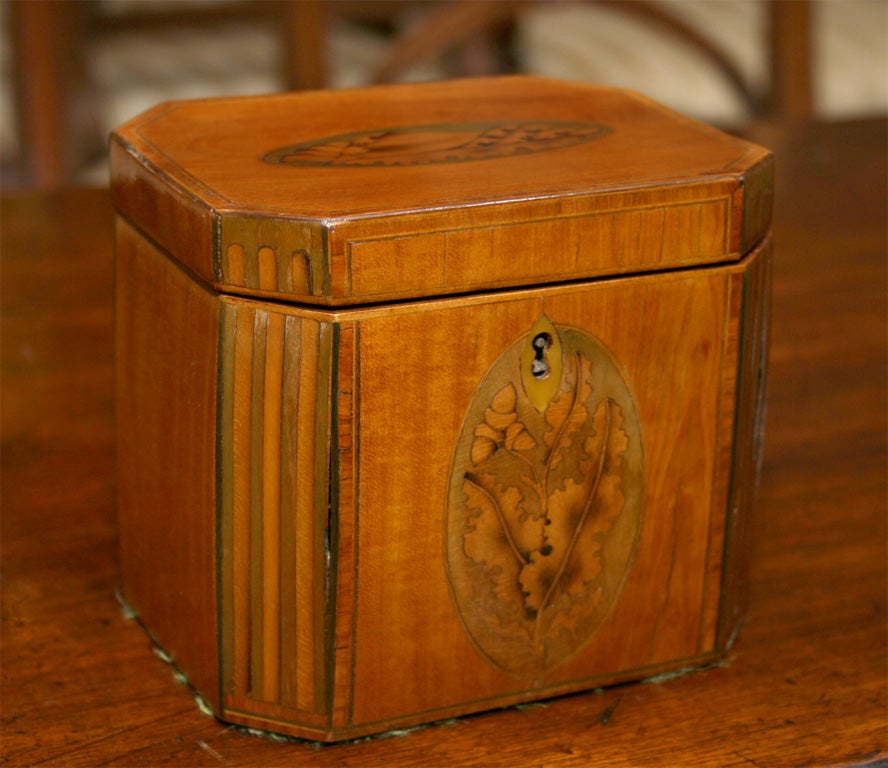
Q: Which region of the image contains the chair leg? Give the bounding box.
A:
[769,0,813,119]
[11,0,93,187]
[281,0,328,91]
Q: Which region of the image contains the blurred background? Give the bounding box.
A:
[1,0,886,189]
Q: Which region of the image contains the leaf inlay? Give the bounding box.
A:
[446,322,644,675]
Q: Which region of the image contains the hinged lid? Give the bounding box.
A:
[111,76,772,306]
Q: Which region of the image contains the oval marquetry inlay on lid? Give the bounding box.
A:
[262,121,612,168]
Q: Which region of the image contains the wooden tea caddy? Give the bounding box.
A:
[112,76,772,742]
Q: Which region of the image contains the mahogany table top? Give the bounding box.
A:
[2,117,886,767]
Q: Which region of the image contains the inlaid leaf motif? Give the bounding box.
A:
[544,356,592,455]
[460,472,545,636]
[445,323,644,675]
[463,475,542,587]
[470,383,536,465]
[519,399,627,643]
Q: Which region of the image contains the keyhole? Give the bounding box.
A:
[521,317,561,411]
[531,332,552,379]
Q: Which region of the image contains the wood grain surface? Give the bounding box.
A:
[2,117,886,766]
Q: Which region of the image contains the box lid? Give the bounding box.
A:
[110,76,772,306]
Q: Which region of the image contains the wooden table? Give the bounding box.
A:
[2,118,885,767]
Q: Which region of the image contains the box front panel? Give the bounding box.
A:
[217,299,333,730]
[345,257,753,728]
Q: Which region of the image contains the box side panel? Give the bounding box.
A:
[217,299,333,729]
[346,264,737,728]
[718,236,773,647]
[740,156,775,255]
[695,258,743,653]
[115,216,220,710]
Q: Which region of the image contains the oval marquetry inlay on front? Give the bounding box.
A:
[445,317,645,676]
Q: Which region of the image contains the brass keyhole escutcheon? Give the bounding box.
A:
[520,315,562,412]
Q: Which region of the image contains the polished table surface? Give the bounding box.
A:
[2,118,886,767]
